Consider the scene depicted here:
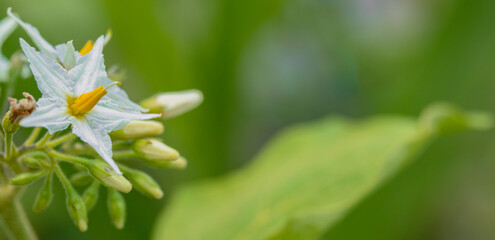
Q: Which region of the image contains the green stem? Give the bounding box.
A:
[61,148,97,157]
[23,128,41,146]
[45,134,75,148]
[35,132,54,149]
[0,191,38,240]
[53,164,70,187]
[48,150,91,166]
[5,132,12,161]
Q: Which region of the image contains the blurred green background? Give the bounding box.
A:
[1,0,495,239]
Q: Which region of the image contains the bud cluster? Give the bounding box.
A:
[0,8,203,237]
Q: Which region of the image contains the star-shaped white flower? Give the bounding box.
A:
[19,36,160,174]
[7,8,144,112]
[0,16,17,82]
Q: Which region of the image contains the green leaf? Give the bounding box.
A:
[153,104,491,240]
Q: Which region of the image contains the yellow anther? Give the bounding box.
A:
[69,86,106,117]
[79,40,94,56]
[68,82,121,117]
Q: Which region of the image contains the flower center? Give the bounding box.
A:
[79,40,94,56]
[68,82,120,117]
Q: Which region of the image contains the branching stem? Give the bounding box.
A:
[24,127,41,146]
[46,134,76,148]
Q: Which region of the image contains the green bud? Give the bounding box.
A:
[23,152,50,169]
[83,181,100,211]
[110,120,164,140]
[123,168,163,199]
[55,164,88,231]
[107,189,126,229]
[22,156,41,169]
[10,171,47,185]
[161,157,188,170]
[2,112,18,133]
[33,172,53,213]
[87,161,132,193]
[133,139,180,168]
[70,172,92,186]
[66,187,88,232]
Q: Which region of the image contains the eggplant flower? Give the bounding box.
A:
[7,8,143,111]
[19,37,160,174]
[0,16,17,82]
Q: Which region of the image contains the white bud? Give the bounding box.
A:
[141,89,203,119]
[163,157,187,170]
[133,139,180,168]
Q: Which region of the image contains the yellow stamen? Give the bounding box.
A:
[79,40,94,56]
[67,82,121,117]
[69,86,106,117]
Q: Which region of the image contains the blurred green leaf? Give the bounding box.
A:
[153,104,490,240]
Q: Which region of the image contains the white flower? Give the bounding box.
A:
[7,8,110,66]
[7,8,144,112]
[19,36,160,174]
[0,16,17,82]
[140,89,203,119]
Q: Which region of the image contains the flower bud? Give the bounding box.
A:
[107,189,126,229]
[83,181,100,211]
[3,92,36,133]
[70,172,92,186]
[10,171,46,185]
[110,120,164,140]
[123,168,163,199]
[22,156,41,169]
[66,187,88,232]
[33,172,53,213]
[133,139,180,168]
[161,157,188,170]
[140,89,203,119]
[87,161,132,193]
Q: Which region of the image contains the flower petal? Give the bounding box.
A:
[70,36,106,95]
[88,100,161,132]
[71,118,121,174]
[63,41,76,69]
[102,79,149,112]
[0,16,17,56]
[20,39,73,99]
[0,16,17,82]
[20,98,71,133]
[55,43,82,64]
[7,8,57,59]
